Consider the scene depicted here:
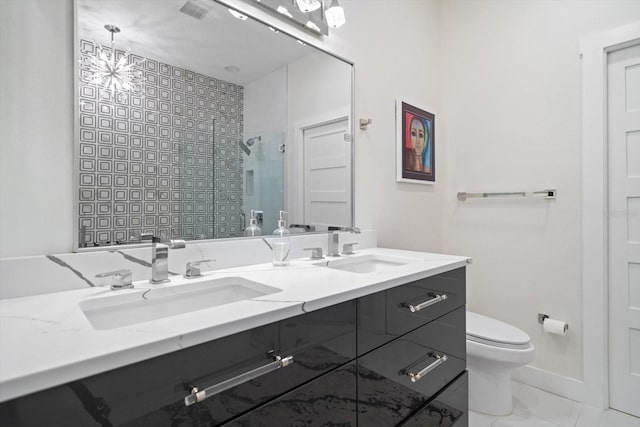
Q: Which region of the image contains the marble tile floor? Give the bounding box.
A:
[470,380,640,427]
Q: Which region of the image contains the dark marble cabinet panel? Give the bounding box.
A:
[0,301,356,427]
[0,322,278,427]
[277,299,356,393]
[222,362,357,427]
[358,267,465,355]
[357,308,466,426]
[401,372,468,427]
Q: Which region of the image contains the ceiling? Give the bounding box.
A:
[77,0,311,85]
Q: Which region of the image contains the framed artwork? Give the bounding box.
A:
[396,100,435,184]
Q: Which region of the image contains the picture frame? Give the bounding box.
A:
[396,100,435,184]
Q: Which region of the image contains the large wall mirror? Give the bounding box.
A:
[75,0,353,249]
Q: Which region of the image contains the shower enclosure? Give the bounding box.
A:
[238,132,285,236]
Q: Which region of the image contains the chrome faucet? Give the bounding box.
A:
[327,227,361,257]
[184,259,215,279]
[140,233,186,284]
[95,269,133,290]
[289,224,316,232]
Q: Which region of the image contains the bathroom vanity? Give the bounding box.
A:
[0,248,468,426]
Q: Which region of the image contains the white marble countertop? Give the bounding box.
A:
[0,247,469,402]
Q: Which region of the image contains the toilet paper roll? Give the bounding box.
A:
[543,318,568,336]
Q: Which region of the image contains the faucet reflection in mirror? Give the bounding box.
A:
[85,25,144,101]
[78,38,244,247]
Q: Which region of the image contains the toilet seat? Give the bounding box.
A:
[466,311,531,350]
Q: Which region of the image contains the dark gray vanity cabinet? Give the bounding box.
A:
[357,308,467,426]
[0,267,467,427]
[357,267,466,355]
[0,301,356,427]
[356,267,468,427]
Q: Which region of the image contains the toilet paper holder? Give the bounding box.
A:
[538,313,549,324]
[538,313,569,332]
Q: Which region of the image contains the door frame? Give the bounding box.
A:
[581,21,640,409]
[290,107,351,225]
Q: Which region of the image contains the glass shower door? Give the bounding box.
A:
[240,132,285,236]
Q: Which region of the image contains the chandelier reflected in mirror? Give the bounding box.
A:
[86,25,145,101]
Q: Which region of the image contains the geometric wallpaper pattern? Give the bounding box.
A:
[77,40,244,246]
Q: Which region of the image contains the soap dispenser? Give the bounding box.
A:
[244,210,262,236]
[272,210,290,266]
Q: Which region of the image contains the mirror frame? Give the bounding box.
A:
[72,0,355,252]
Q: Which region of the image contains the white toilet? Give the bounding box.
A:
[466,311,535,416]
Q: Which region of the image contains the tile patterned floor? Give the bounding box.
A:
[470,381,640,427]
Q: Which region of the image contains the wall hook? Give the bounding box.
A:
[359,118,372,130]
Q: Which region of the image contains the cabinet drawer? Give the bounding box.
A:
[358,267,465,355]
[222,362,357,427]
[401,371,468,427]
[274,299,356,395]
[357,307,466,426]
[0,322,280,427]
[0,301,356,427]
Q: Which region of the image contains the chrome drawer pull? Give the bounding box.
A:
[184,354,294,406]
[406,293,448,313]
[407,353,448,383]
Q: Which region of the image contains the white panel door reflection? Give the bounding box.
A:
[303,118,351,228]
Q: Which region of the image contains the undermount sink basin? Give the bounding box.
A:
[80,277,281,330]
[314,254,419,274]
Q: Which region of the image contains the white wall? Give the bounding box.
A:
[439,1,640,382]
[323,1,444,253]
[0,0,75,257]
[244,67,287,134]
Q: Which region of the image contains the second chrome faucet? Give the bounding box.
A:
[327,227,361,257]
[140,233,186,284]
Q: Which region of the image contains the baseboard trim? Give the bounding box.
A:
[512,365,585,403]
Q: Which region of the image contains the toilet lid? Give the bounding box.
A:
[466,311,531,350]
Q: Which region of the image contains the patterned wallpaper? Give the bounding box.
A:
[77,40,243,246]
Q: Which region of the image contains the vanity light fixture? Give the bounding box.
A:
[228,9,248,20]
[250,0,347,35]
[277,5,293,18]
[87,25,144,100]
[305,21,321,32]
[324,0,346,28]
[295,0,321,13]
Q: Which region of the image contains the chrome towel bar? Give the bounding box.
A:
[457,189,556,201]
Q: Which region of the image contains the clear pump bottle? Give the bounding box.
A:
[272,210,290,266]
[244,210,262,236]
